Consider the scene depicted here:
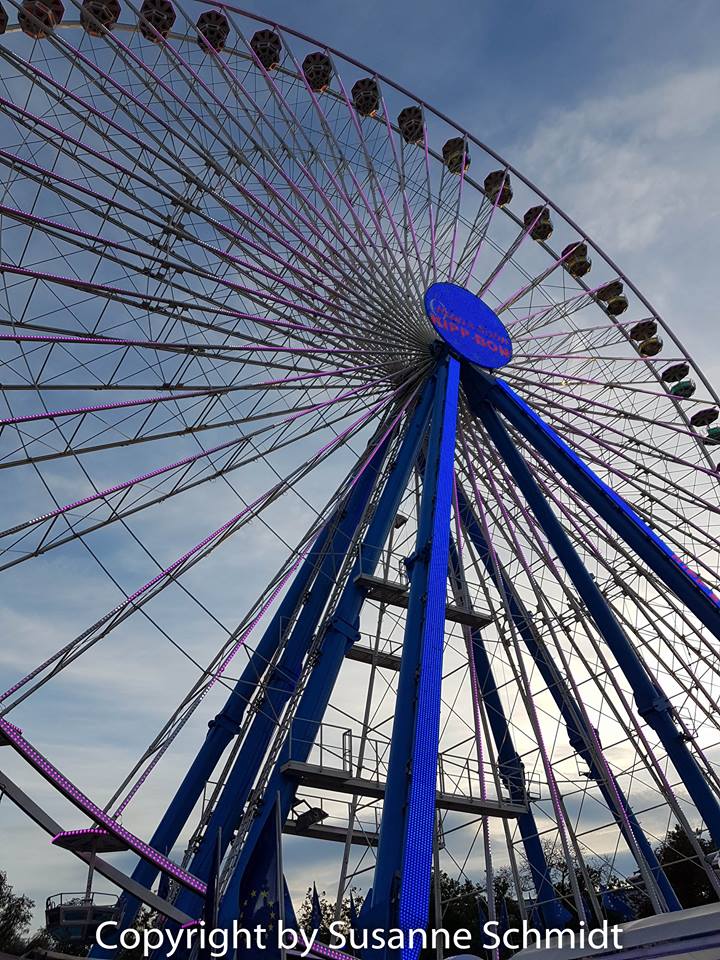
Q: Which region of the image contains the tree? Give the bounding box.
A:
[0,868,34,955]
[297,887,364,944]
[423,871,490,959]
[654,824,715,909]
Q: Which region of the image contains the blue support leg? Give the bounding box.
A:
[173,430,392,921]
[216,376,437,939]
[447,535,568,926]
[468,371,720,648]
[366,356,460,959]
[103,520,340,944]
[454,481,681,913]
[462,375,720,850]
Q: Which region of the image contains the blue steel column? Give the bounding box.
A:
[462,372,720,849]
[365,355,459,959]
[447,536,568,925]
[216,375,437,932]
[454,482,680,913]
[108,521,339,938]
[173,429,392,920]
[477,373,720,646]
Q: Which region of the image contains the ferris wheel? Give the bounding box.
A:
[1,1,720,957]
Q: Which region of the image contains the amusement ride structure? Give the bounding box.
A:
[1,3,720,958]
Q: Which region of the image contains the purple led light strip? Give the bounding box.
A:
[461,429,590,925]
[112,544,309,817]
[507,281,622,331]
[0,717,206,895]
[50,29,402,341]
[2,384,416,841]
[52,827,112,842]
[0,200,375,336]
[0,375,413,707]
[462,170,510,289]
[506,370,720,481]
[2,370,394,540]
[497,241,584,314]
[0,333,364,357]
[0,389,222,427]
[478,199,545,297]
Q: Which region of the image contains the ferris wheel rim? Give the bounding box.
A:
[3,1,716,469]
[1,0,719,931]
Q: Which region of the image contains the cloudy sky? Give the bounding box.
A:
[1,0,720,930]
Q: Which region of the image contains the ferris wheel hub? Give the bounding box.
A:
[424,282,513,369]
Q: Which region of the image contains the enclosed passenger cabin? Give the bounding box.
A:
[250,29,282,70]
[629,319,657,341]
[561,241,592,278]
[690,407,718,428]
[196,11,229,51]
[19,0,64,37]
[705,426,720,445]
[80,0,120,34]
[442,137,470,174]
[302,52,333,92]
[661,362,690,383]
[397,106,424,145]
[138,0,175,41]
[524,205,553,241]
[351,78,380,117]
[670,379,696,399]
[484,169,513,206]
[596,280,628,315]
[638,336,663,357]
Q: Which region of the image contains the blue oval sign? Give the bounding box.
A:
[424,282,512,369]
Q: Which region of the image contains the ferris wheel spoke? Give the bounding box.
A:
[0,196,407,346]
[525,458,720,798]
[506,373,717,501]
[0,281,407,373]
[257,46,423,324]
[0,50,408,344]
[0,377,423,717]
[457,425,599,920]
[505,282,617,336]
[496,241,587,315]
[106,394,419,818]
[0,361,400,471]
[133,17,421,337]
[510,433,720,701]
[474,185,540,297]
[467,412,720,757]
[507,382,720,528]
[458,416,717,902]
[0,378,397,551]
[377,98,430,296]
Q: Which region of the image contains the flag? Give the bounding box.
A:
[349,892,359,930]
[311,883,323,932]
[527,902,544,934]
[601,887,635,923]
[544,893,574,928]
[498,896,510,934]
[236,807,297,959]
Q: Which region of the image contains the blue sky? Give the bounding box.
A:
[2,0,720,929]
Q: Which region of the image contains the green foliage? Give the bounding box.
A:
[0,868,34,955]
[297,886,364,944]
[655,824,716,909]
